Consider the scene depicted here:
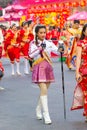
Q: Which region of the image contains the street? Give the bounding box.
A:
[0,58,87,130]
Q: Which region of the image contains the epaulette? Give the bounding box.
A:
[30,40,35,44]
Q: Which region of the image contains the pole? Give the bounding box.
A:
[60,52,66,119]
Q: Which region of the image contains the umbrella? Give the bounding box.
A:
[12,5,27,11]
[67,12,79,20]
[11,13,22,21]
[76,11,87,20]
[67,11,87,20]
[4,5,13,12]
[3,13,12,21]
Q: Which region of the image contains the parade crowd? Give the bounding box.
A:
[0,19,87,124]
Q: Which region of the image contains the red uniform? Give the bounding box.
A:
[17,29,34,59]
[0,61,4,72]
[0,46,2,59]
[4,29,20,63]
[46,31,51,40]
[51,29,58,46]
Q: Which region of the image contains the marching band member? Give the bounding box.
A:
[29,24,59,125]
[17,21,34,74]
[4,24,21,75]
[51,26,59,46]
[0,61,4,90]
[0,26,4,59]
[66,20,81,69]
[0,27,4,90]
[46,25,51,40]
[27,20,34,71]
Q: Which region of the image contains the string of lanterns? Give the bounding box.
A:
[21,0,87,28]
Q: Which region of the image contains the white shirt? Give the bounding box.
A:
[0,29,3,44]
[29,39,59,60]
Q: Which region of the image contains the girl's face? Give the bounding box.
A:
[23,24,28,29]
[37,28,46,41]
[12,25,17,31]
[84,27,87,37]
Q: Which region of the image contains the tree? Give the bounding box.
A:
[0,0,13,8]
[0,0,13,16]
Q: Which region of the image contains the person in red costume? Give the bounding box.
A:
[71,24,87,122]
[0,61,4,90]
[27,20,34,71]
[4,24,21,75]
[46,26,51,40]
[17,21,34,74]
[0,27,4,89]
[0,26,4,59]
[51,26,59,46]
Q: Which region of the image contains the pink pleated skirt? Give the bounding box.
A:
[32,60,55,83]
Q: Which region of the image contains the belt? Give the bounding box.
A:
[33,57,45,66]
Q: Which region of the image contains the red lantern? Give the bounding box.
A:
[58,3,64,8]
[72,2,79,7]
[79,0,86,7]
[65,2,72,7]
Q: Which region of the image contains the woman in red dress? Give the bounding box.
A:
[71,24,87,122]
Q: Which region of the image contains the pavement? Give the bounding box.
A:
[1,57,24,65]
[1,57,60,65]
[0,58,87,130]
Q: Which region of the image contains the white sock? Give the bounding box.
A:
[24,59,29,74]
[11,63,15,75]
[16,62,21,74]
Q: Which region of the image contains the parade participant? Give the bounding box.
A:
[29,24,59,125]
[71,24,87,122]
[27,20,34,71]
[0,26,4,58]
[59,25,72,55]
[17,21,33,74]
[46,25,51,40]
[0,27,4,90]
[65,20,81,69]
[51,26,59,46]
[0,61,4,90]
[4,24,21,75]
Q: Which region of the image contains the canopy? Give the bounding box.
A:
[5,5,27,12]
[67,11,87,20]
[12,5,27,11]
[14,0,79,5]
[2,12,22,21]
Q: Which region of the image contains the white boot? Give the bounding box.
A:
[85,116,87,122]
[16,62,21,75]
[11,63,15,75]
[36,98,42,120]
[24,59,29,74]
[40,95,52,124]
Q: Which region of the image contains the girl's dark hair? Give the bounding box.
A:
[35,24,46,45]
[80,24,87,40]
[74,20,80,24]
[11,23,16,29]
[22,21,28,27]
[27,20,32,26]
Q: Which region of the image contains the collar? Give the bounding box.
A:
[37,39,46,46]
[84,37,87,40]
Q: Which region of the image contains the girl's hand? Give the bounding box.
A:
[76,73,82,83]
